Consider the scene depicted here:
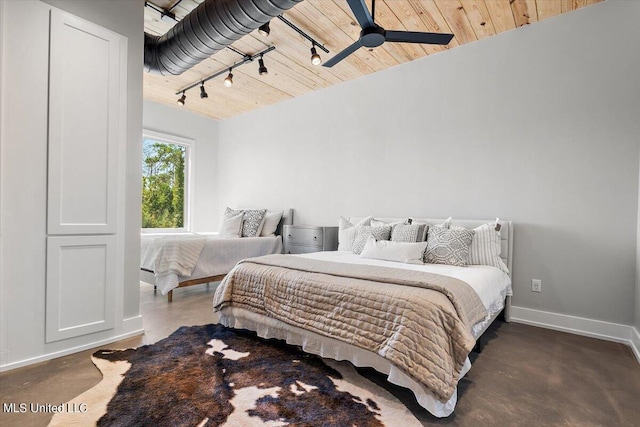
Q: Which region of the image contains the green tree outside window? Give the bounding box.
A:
[142,139,186,228]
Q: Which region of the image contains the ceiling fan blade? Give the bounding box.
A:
[346,0,374,28]
[323,39,363,67]
[385,30,454,45]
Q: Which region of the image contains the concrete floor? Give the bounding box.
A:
[1,282,639,426]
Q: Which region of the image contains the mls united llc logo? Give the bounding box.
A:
[3,402,88,413]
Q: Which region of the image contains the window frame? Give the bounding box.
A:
[141,129,194,234]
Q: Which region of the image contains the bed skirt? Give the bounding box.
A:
[218,306,471,418]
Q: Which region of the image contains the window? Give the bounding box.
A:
[141,130,193,231]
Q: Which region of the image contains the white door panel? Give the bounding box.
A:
[46,236,115,343]
[47,10,122,235]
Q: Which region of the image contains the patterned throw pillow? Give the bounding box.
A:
[352,225,392,255]
[452,222,509,273]
[424,227,475,266]
[415,217,451,242]
[391,223,427,243]
[224,207,267,238]
[338,216,373,251]
[240,209,267,237]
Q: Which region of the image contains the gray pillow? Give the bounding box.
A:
[391,223,427,243]
[224,207,267,237]
[424,226,475,266]
[240,209,267,237]
[352,225,392,255]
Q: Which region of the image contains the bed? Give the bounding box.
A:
[213,217,513,417]
[140,209,293,302]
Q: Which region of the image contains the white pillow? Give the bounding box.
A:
[260,210,284,237]
[370,218,405,228]
[219,212,244,238]
[452,219,508,273]
[338,216,373,251]
[360,238,427,265]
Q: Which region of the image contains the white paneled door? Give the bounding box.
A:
[47,10,123,235]
[45,9,126,342]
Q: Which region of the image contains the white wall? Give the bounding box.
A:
[0,0,144,369]
[218,1,640,326]
[143,100,220,231]
[0,0,6,366]
[637,151,640,330]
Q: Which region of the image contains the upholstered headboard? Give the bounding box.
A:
[275,208,294,236]
[348,217,513,278]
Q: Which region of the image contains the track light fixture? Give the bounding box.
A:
[160,10,177,23]
[175,46,276,99]
[310,44,322,66]
[276,15,329,66]
[224,69,233,88]
[176,91,186,106]
[199,82,208,99]
[258,21,270,37]
[258,56,268,76]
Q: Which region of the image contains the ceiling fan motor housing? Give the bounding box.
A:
[361,26,386,48]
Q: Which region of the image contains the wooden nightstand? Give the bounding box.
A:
[283,225,339,254]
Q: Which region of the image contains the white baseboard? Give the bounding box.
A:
[631,326,640,363]
[0,319,145,372]
[510,306,640,364]
[123,314,144,331]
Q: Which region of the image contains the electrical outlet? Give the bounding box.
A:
[531,279,542,293]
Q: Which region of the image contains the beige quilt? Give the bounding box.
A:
[213,254,487,402]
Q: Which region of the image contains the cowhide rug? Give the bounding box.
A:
[49,324,423,427]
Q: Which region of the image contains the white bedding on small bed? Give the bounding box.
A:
[141,233,283,294]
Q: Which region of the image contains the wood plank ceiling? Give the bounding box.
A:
[144,0,603,120]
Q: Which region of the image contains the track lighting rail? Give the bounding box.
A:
[144,1,178,23]
[227,45,249,58]
[276,15,329,54]
[166,0,182,12]
[144,1,164,15]
[174,46,276,95]
[167,9,330,104]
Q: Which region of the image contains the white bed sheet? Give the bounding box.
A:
[141,233,283,294]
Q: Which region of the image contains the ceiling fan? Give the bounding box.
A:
[323,0,454,68]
